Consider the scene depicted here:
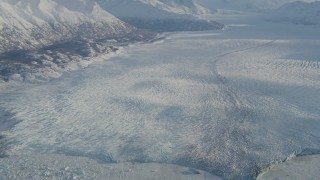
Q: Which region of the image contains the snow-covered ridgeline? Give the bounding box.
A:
[0,0,136,52]
[0,0,155,83]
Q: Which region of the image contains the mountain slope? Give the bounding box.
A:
[0,0,136,52]
[0,0,154,83]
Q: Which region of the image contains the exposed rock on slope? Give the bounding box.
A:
[0,0,138,52]
[0,0,154,82]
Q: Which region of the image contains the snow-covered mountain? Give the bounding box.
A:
[0,0,136,52]
[94,0,223,31]
[266,1,320,25]
[0,0,223,82]
[95,0,214,19]
[0,0,154,82]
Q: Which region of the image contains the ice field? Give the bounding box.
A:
[0,20,320,179]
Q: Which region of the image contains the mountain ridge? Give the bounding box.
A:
[93,0,223,32]
[0,0,137,52]
[266,1,320,25]
[0,0,224,83]
[0,0,155,83]
[94,0,214,19]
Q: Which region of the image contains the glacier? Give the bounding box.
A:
[1,16,320,179]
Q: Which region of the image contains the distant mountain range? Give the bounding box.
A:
[95,0,214,19]
[266,1,320,25]
[94,0,223,31]
[211,0,319,10]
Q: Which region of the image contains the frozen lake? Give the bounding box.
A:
[1,21,320,179]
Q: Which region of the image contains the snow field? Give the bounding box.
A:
[257,154,320,180]
[0,153,221,180]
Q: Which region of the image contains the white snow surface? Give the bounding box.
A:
[257,155,320,180]
[0,153,221,180]
[1,11,320,180]
[0,0,119,25]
